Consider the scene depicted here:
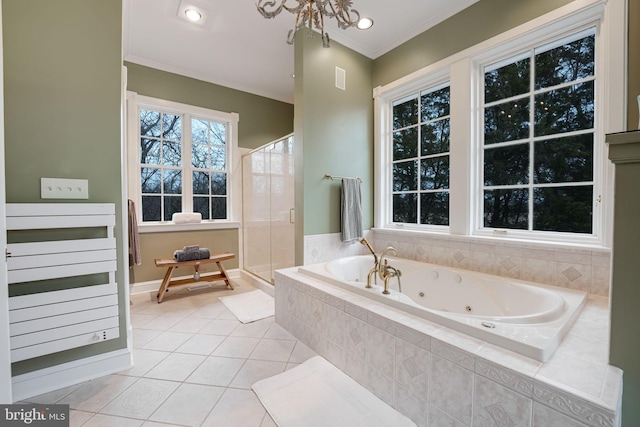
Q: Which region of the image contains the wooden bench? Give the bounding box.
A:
[154,252,235,303]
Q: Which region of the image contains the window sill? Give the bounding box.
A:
[138,221,240,234]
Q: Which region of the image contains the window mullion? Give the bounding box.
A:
[529,47,535,232]
[183,114,193,214]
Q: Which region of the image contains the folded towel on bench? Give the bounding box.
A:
[173,245,210,262]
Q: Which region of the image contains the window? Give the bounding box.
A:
[482,30,595,235]
[128,94,239,225]
[391,83,450,226]
[375,1,621,247]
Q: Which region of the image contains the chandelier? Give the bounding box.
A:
[256,0,361,48]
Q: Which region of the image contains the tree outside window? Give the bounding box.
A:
[391,84,451,226]
[482,29,595,234]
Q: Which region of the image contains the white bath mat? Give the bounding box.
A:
[219,290,274,323]
[252,356,416,427]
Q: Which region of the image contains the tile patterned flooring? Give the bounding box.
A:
[22,280,316,427]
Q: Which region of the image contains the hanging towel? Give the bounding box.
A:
[341,178,363,242]
[128,199,142,266]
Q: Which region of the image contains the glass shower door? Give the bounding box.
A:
[242,135,295,283]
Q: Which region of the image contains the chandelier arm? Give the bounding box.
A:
[321,0,360,28]
[257,0,304,19]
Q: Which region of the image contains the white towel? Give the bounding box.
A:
[172,212,202,224]
[341,178,363,242]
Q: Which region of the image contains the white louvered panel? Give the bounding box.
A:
[11,317,119,349]
[7,238,116,257]
[6,203,119,362]
[8,282,116,310]
[6,214,115,230]
[10,327,120,363]
[10,305,119,337]
[8,260,117,284]
[8,249,116,271]
[9,293,117,324]
[6,203,115,217]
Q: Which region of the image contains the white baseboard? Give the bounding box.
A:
[12,348,133,402]
[130,268,241,295]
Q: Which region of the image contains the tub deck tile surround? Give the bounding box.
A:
[275,267,621,427]
[305,230,612,297]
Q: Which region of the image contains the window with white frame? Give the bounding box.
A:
[391,83,451,226]
[128,94,239,224]
[375,1,621,247]
[481,29,596,235]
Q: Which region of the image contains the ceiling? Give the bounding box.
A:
[123,0,479,104]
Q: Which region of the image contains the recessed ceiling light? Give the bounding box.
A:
[177,1,208,25]
[357,17,373,30]
[185,8,202,22]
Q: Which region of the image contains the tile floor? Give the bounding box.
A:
[22,280,317,426]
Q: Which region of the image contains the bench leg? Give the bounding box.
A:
[216,261,234,290]
[157,266,176,303]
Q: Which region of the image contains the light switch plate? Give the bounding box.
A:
[41,177,89,199]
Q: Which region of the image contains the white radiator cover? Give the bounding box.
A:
[6,203,119,363]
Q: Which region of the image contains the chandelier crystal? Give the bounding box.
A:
[256,0,361,48]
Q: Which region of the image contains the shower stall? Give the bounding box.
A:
[242,134,295,283]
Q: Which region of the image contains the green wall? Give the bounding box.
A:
[131,229,239,283]
[373,0,573,88]
[613,2,640,426]
[608,144,640,427]
[125,63,294,283]
[125,62,293,150]
[294,32,374,245]
[2,0,126,374]
[292,0,575,243]
[628,0,640,131]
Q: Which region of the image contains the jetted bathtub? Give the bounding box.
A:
[298,255,587,362]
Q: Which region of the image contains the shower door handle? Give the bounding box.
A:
[289,208,295,224]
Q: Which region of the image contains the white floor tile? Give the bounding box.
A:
[198,319,240,336]
[59,375,138,412]
[186,356,245,387]
[201,388,267,427]
[213,336,260,358]
[69,410,94,427]
[25,382,84,404]
[229,359,286,389]
[230,319,273,338]
[100,378,180,420]
[263,323,297,340]
[82,413,144,426]
[250,339,296,362]
[141,331,194,352]
[119,349,169,377]
[175,334,225,355]
[260,412,278,427]
[216,308,240,320]
[136,315,185,331]
[188,302,228,319]
[168,316,212,333]
[129,313,158,329]
[132,329,163,349]
[148,383,225,426]
[289,340,317,363]
[143,352,206,382]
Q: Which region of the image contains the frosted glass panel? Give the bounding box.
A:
[243,135,295,283]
